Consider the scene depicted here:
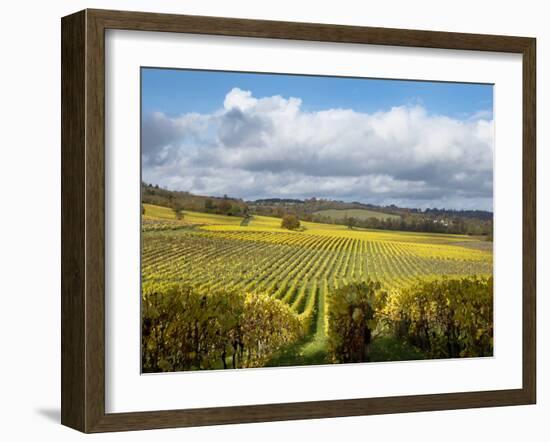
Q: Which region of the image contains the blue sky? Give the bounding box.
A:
[142,68,493,120]
[141,68,494,210]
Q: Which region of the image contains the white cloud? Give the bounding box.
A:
[142,88,494,210]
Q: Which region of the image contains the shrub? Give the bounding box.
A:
[327,281,388,363]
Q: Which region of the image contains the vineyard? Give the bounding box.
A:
[141,203,493,370]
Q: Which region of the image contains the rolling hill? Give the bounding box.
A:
[313,208,401,222]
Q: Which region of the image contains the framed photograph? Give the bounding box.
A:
[61,9,536,433]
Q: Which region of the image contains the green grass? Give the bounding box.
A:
[267,281,329,367]
[314,208,401,221]
[369,337,426,362]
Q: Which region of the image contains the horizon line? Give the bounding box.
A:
[141,182,493,214]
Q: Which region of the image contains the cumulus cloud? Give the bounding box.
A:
[142,87,494,210]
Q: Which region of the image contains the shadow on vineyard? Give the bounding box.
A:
[141,276,493,372]
[321,277,493,364]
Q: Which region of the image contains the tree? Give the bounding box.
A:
[172,202,184,220]
[204,199,215,211]
[218,199,232,215]
[229,205,242,216]
[281,214,300,230]
[346,216,357,229]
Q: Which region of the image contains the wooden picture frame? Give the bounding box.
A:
[61,8,536,433]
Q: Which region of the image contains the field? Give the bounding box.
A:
[142,204,493,367]
[313,208,401,221]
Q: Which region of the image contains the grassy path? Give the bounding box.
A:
[267,282,329,367]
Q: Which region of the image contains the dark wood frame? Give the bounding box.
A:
[61,8,536,433]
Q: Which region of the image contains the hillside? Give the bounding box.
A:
[313,208,401,222]
[142,182,493,237]
[142,203,493,369]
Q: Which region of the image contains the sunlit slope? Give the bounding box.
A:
[142,204,492,298]
[144,203,486,245]
[144,203,243,226]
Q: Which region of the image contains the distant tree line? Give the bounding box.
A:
[330,214,493,237]
[422,207,493,221]
[250,198,492,237]
[142,182,249,217]
[142,182,492,237]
